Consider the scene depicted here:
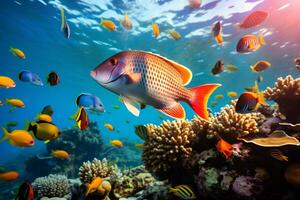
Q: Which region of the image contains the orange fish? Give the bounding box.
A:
[236,11,268,29]
[100,19,116,31]
[152,23,160,38]
[51,150,69,159]
[0,171,19,181]
[227,91,238,98]
[189,0,201,9]
[86,177,102,196]
[236,34,266,53]
[110,140,123,147]
[250,61,271,73]
[216,139,232,159]
[91,51,221,120]
[212,21,223,45]
[1,127,34,147]
[169,30,181,40]
[104,123,114,131]
[6,98,25,108]
[0,76,16,88]
[121,13,132,30]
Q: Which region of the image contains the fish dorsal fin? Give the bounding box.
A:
[136,51,192,86]
[121,96,140,116]
[269,130,288,138]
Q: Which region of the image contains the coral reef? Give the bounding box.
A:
[142,119,197,179]
[25,122,104,179]
[32,174,70,199]
[79,158,120,184]
[208,105,265,143]
[264,75,300,122]
[113,166,157,198]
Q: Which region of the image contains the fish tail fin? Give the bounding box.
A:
[0,127,9,142]
[258,91,268,106]
[250,65,257,73]
[215,34,223,45]
[100,18,103,25]
[259,35,266,46]
[188,84,221,120]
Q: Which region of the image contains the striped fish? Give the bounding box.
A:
[135,125,149,141]
[237,11,268,29]
[91,51,221,120]
[169,185,196,199]
[236,34,266,53]
[270,149,288,162]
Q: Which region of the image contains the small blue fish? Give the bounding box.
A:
[76,93,105,113]
[18,70,43,86]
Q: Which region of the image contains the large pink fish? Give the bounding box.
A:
[90,51,220,120]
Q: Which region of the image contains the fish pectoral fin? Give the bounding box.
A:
[125,72,141,84]
[158,103,185,119]
[121,96,140,116]
[248,42,254,50]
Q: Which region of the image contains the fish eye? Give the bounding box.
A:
[30,141,34,144]
[58,132,61,135]
[110,57,118,66]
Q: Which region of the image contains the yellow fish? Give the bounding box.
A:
[100,19,116,31]
[169,185,196,199]
[169,30,181,40]
[152,23,160,38]
[0,76,16,88]
[28,120,60,141]
[227,91,238,98]
[270,149,288,161]
[37,114,52,123]
[121,13,132,30]
[104,123,114,131]
[51,150,69,159]
[225,65,238,72]
[6,98,25,108]
[211,100,217,107]
[250,60,271,73]
[110,139,123,147]
[1,127,34,147]
[135,143,144,149]
[86,177,102,196]
[9,47,25,59]
[215,94,224,100]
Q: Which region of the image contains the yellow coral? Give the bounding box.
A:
[207,105,265,143]
[142,119,197,176]
[79,158,120,184]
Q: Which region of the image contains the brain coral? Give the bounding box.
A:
[207,105,265,143]
[264,75,300,122]
[142,119,198,178]
[79,158,120,184]
[32,174,70,198]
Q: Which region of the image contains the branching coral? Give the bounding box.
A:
[79,158,120,184]
[142,119,197,178]
[32,174,70,198]
[207,105,265,143]
[264,75,300,122]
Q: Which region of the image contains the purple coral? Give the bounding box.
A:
[232,176,263,198]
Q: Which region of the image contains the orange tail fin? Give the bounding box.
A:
[188,84,221,120]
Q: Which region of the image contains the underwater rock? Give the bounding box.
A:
[113,166,157,198]
[142,119,198,179]
[259,117,282,135]
[79,158,120,184]
[264,75,300,123]
[208,105,265,143]
[285,164,300,187]
[232,176,263,198]
[25,122,103,179]
[32,174,70,199]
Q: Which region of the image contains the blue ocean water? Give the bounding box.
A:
[0,0,299,186]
